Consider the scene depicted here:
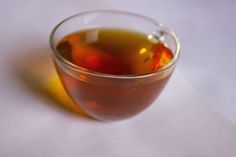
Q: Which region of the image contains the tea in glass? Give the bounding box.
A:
[50,11,180,121]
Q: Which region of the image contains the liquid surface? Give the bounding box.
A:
[57,28,173,75]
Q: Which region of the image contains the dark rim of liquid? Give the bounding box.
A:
[50,10,180,79]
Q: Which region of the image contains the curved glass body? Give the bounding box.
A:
[50,10,180,121]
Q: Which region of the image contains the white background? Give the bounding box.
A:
[0,0,236,156]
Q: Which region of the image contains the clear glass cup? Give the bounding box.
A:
[49,10,180,121]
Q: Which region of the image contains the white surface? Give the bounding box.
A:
[0,0,236,157]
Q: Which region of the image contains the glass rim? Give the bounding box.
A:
[49,10,180,79]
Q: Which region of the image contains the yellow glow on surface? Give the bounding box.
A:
[45,72,88,117]
[14,51,90,119]
[139,48,147,54]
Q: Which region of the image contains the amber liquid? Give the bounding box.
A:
[56,28,173,120]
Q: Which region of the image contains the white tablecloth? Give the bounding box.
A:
[1,0,236,156]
